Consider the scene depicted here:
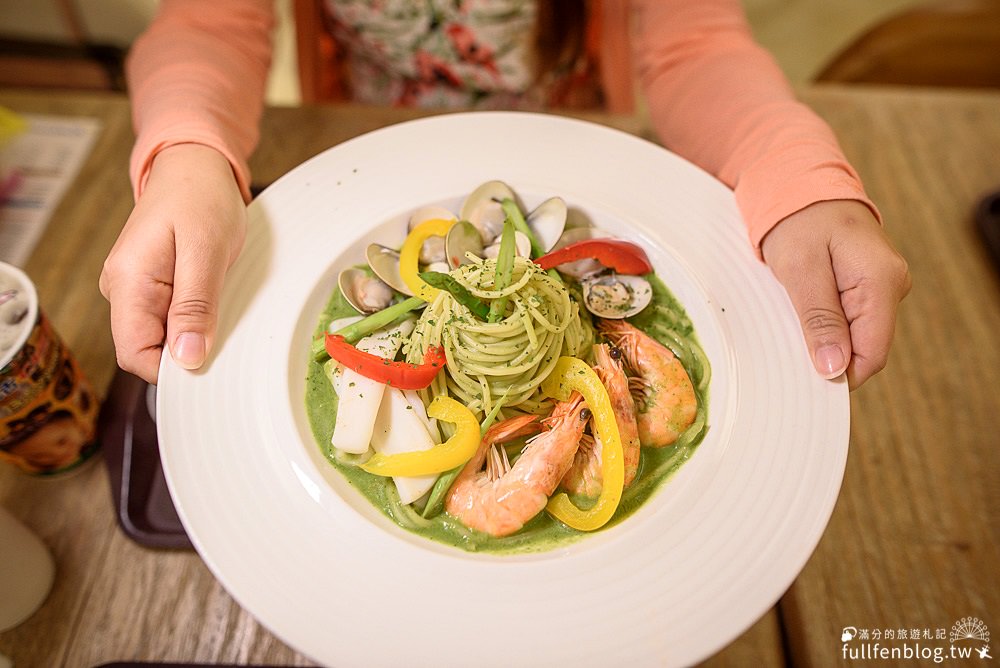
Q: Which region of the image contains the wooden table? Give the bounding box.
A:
[0,86,997,667]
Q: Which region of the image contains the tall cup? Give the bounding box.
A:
[0,262,99,475]
[0,506,56,630]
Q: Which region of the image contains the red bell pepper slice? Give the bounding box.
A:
[324,334,446,390]
[534,238,653,275]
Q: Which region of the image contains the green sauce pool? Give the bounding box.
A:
[305,274,709,554]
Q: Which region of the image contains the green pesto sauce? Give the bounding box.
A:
[305,273,709,554]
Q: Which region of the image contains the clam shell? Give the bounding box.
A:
[483,231,532,260]
[459,180,516,244]
[365,243,412,296]
[525,196,567,252]
[339,267,396,314]
[444,220,485,268]
[582,273,653,319]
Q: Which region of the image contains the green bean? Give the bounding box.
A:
[419,271,490,319]
[499,197,564,282]
[500,197,545,258]
[488,218,517,322]
[478,387,511,434]
[311,296,425,361]
[421,465,463,519]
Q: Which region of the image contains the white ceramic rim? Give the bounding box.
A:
[157,112,849,668]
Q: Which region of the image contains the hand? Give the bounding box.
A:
[761,200,911,389]
[100,144,247,383]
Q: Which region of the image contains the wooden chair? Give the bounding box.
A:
[292,0,348,104]
[0,0,126,94]
[816,0,1000,88]
[0,38,124,92]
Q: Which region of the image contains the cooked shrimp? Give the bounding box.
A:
[598,320,697,447]
[560,343,641,497]
[446,395,589,537]
[559,433,602,498]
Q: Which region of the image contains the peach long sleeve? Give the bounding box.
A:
[127,0,274,202]
[631,0,878,250]
[127,0,877,249]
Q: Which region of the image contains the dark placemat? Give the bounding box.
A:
[94,664,292,667]
[94,664,293,667]
[98,369,192,549]
[976,189,1000,274]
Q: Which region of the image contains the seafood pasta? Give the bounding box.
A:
[406,255,591,416]
[305,181,709,553]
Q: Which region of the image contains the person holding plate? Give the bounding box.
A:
[100,0,911,387]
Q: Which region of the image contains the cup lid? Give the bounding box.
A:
[0,262,39,370]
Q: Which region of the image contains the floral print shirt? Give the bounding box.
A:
[324,0,598,109]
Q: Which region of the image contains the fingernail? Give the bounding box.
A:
[815,344,847,379]
[173,332,206,369]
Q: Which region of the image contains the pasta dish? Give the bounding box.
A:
[305,181,709,553]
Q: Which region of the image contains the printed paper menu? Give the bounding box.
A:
[0,113,101,266]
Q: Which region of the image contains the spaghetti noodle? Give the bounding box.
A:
[404,255,593,416]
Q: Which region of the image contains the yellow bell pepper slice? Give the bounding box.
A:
[540,356,624,531]
[361,396,479,477]
[399,218,456,301]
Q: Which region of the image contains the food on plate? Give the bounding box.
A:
[305,181,710,553]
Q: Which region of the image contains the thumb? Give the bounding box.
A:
[166,240,229,371]
[782,263,852,380]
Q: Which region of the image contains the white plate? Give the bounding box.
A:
[157,112,848,667]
